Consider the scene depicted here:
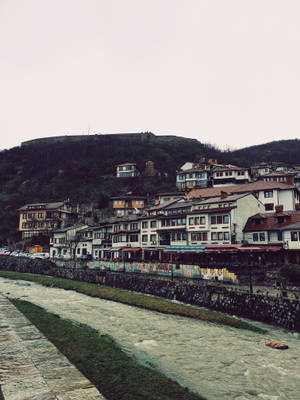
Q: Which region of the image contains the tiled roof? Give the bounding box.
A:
[146,198,182,211]
[277,221,300,231]
[187,181,295,199]
[18,201,66,211]
[189,206,235,214]
[243,210,300,232]
[193,193,249,204]
[177,168,208,174]
[260,170,296,177]
[116,163,136,167]
[213,165,248,172]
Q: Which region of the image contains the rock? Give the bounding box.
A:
[265,339,288,350]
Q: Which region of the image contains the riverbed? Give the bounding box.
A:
[1,277,299,400]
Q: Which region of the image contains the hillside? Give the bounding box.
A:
[230,139,300,167]
[0,132,222,243]
[1,133,300,244]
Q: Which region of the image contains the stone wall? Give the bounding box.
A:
[0,256,299,331]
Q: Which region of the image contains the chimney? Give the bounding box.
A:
[220,191,228,199]
[275,205,283,213]
[295,203,300,211]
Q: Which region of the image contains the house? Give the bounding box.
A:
[258,170,296,185]
[251,163,273,180]
[116,163,139,178]
[154,192,184,205]
[111,214,141,260]
[49,224,88,259]
[75,226,94,259]
[279,221,300,263]
[18,201,75,240]
[212,165,251,186]
[243,205,300,246]
[111,195,147,216]
[186,192,264,245]
[92,221,113,260]
[155,199,193,247]
[187,181,300,213]
[176,168,211,191]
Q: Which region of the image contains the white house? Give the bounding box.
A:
[212,166,251,186]
[116,163,139,178]
[187,181,299,213]
[186,192,264,245]
[50,224,88,259]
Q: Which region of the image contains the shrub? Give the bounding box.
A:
[280,264,300,285]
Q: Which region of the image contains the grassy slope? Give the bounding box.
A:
[0,270,266,333]
[11,299,205,400]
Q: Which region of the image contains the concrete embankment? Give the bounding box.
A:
[0,294,105,400]
[0,256,300,331]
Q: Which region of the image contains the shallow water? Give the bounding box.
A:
[1,278,299,400]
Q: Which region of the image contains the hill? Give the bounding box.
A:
[0,132,222,243]
[230,139,300,167]
[1,133,300,244]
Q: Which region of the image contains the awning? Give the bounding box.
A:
[204,248,237,253]
[121,247,141,252]
[163,245,205,253]
[238,246,282,252]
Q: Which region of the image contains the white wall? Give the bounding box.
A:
[233,195,265,243]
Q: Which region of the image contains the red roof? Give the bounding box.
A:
[243,210,300,232]
[261,170,296,177]
[187,181,295,199]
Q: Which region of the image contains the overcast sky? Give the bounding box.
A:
[1,0,300,151]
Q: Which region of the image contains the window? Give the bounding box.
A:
[200,216,206,224]
[291,231,298,241]
[211,215,228,224]
[130,223,138,230]
[211,232,217,240]
[224,232,229,240]
[130,234,138,242]
[217,232,223,240]
[265,203,274,211]
[23,213,27,219]
[142,221,148,229]
[277,231,283,241]
[194,217,199,225]
[264,190,273,198]
[259,232,265,241]
[253,233,258,241]
[142,235,148,242]
[150,234,156,242]
[191,232,207,241]
[150,221,156,228]
[189,217,194,225]
[217,216,223,224]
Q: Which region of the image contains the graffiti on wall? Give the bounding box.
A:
[87,261,239,283]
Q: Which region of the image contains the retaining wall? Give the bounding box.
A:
[0,256,299,331]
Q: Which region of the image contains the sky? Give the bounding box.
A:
[1,0,300,151]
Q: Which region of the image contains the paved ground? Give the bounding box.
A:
[0,295,106,400]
